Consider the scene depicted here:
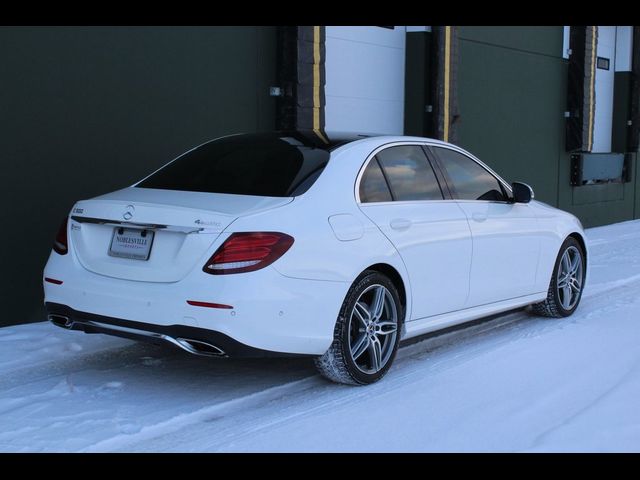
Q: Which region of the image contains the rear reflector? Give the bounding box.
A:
[53,217,69,255]
[44,277,63,285]
[187,300,234,309]
[203,232,294,275]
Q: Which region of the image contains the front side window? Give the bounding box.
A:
[137,133,330,197]
[433,147,507,201]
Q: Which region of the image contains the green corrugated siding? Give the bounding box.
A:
[612,72,632,153]
[456,26,638,228]
[0,26,277,326]
[404,32,432,136]
[456,27,565,205]
[459,27,563,58]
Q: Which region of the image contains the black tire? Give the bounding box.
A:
[314,270,404,385]
[531,236,586,318]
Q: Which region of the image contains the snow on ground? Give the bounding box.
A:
[2,220,640,452]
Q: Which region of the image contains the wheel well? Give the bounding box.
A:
[569,232,587,266]
[365,263,407,310]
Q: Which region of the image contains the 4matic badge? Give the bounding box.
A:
[194,219,221,228]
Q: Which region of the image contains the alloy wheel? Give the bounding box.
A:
[347,284,398,374]
[556,245,583,310]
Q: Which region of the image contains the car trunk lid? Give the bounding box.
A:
[69,187,293,282]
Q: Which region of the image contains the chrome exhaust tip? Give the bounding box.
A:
[175,338,226,357]
[49,314,74,329]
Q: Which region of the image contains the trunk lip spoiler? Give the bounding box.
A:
[70,215,207,234]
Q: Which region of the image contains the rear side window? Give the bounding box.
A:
[359,159,393,203]
[376,146,443,201]
[137,134,330,197]
[433,147,507,201]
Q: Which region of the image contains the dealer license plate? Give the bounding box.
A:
[108,227,155,260]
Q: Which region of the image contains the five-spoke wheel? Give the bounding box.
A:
[533,236,586,317]
[315,271,403,385]
[348,285,398,374]
[556,245,584,310]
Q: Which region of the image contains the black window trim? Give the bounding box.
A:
[356,142,448,204]
[358,156,394,203]
[374,156,396,201]
[427,145,514,204]
[421,146,454,200]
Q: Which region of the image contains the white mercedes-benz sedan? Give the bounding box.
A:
[44,132,587,385]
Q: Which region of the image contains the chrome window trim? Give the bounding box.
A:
[355,142,445,204]
[355,141,513,205]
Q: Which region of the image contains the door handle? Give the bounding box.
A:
[472,212,487,222]
[390,218,412,231]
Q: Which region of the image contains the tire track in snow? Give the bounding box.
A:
[0,341,174,392]
[80,376,320,452]
[525,354,640,451]
[587,231,640,247]
[90,269,640,452]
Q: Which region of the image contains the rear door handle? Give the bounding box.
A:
[472,212,487,222]
[390,218,412,231]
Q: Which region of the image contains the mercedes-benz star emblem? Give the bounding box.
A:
[123,205,135,221]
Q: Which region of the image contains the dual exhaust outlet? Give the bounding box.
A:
[48,314,226,357]
[49,314,74,329]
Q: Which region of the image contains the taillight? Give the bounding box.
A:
[203,232,294,275]
[53,217,69,255]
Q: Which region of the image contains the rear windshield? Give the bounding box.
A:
[137,133,330,197]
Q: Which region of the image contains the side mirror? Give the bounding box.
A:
[512,182,534,203]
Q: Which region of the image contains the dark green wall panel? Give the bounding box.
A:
[572,183,625,204]
[612,72,632,153]
[565,183,635,227]
[457,26,637,228]
[0,26,277,326]
[456,30,565,206]
[459,27,563,58]
[404,32,432,136]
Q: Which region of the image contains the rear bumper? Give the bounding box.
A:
[43,250,350,355]
[45,302,304,358]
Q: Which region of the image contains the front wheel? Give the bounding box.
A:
[315,271,403,385]
[532,236,586,317]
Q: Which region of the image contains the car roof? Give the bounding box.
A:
[323,133,455,152]
[274,130,378,150]
[256,130,453,151]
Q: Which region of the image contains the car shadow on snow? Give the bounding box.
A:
[67,338,316,389]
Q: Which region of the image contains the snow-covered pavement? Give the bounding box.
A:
[2,220,640,452]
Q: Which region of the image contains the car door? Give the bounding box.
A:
[357,144,472,320]
[429,146,541,307]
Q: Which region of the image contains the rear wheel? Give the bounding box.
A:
[532,236,585,317]
[315,271,403,385]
